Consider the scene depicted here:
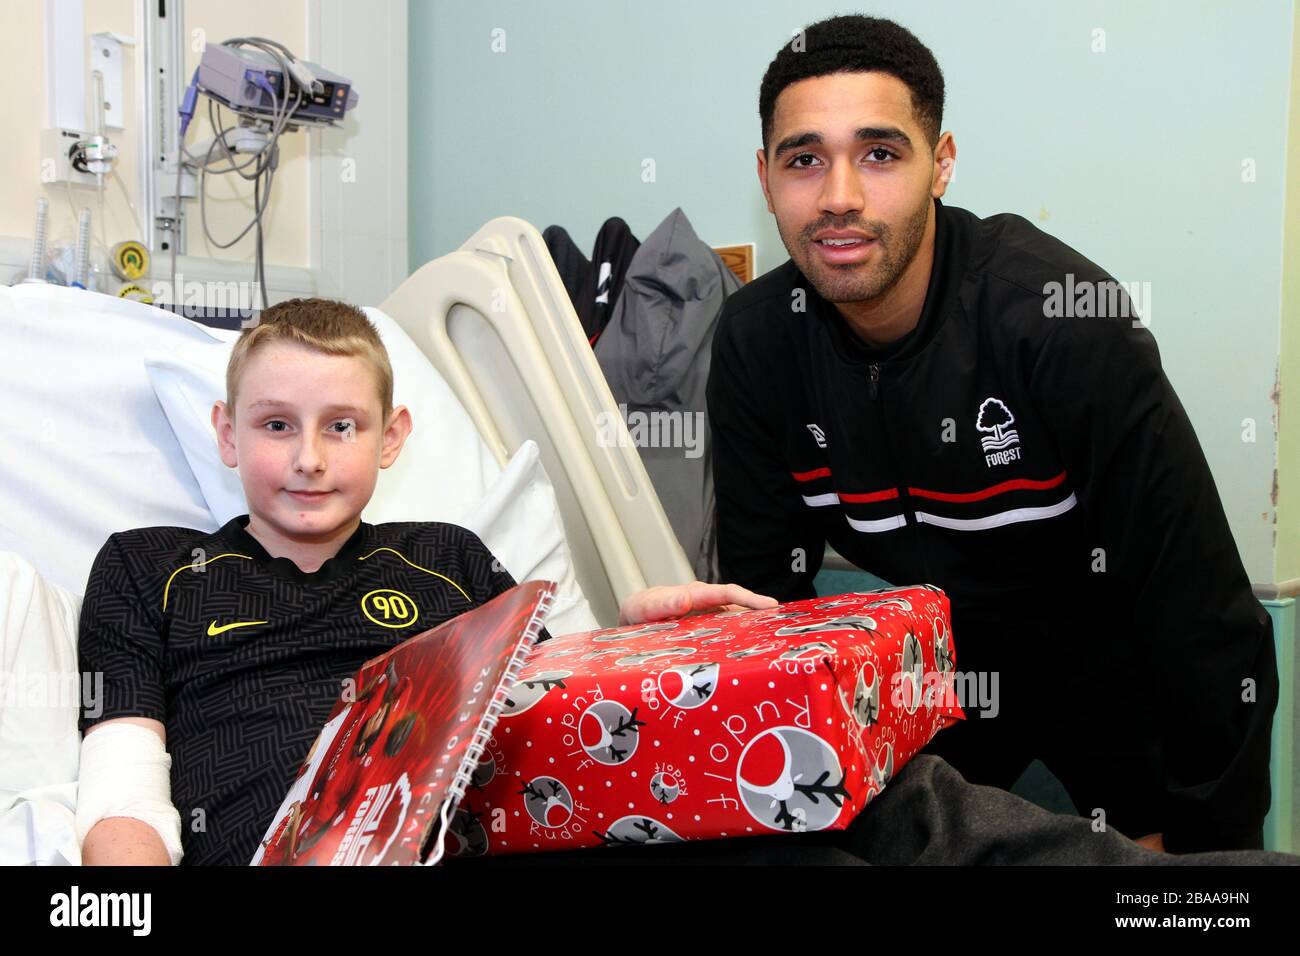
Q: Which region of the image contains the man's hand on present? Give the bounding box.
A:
[618,582,779,626]
[1134,832,1166,853]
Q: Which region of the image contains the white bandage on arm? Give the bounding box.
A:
[75,722,184,866]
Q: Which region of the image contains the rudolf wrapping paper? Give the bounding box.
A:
[446,585,964,857]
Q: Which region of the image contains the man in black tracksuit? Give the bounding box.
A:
[708,15,1278,855]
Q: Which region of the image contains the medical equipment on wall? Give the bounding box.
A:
[109,241,150,282]
[19,196,98,290]
[32,25,138,293]
[171,37,359,310]
[67,70,119,181]
[72,208,92,288]
[24,199,51,284]
[41,20,130,188]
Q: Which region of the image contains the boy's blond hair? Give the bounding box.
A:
[226,298,394,423]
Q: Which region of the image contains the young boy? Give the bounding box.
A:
[76,297,771,866]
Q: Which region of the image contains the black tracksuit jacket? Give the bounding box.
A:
[707,197,1278,854]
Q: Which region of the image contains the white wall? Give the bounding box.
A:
[1,0,406,309]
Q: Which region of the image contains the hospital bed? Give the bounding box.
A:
[0,216,693,864]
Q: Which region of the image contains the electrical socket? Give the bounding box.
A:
[39,128,99,186]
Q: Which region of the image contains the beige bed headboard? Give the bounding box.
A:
[380,217,694,626]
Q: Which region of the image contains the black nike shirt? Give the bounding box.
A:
[77,514,526,866]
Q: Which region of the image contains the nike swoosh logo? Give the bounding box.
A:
[208,619,269,637]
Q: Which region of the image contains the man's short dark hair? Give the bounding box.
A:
[759,15,945,153]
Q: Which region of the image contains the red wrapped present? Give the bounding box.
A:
[447,585,964,857]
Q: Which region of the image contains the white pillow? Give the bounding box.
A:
[142,306,500,526]
[0,283,227,598]
[0,551,82,865]
[455,441,598,636]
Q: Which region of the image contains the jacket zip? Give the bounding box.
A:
[866,361,933,581]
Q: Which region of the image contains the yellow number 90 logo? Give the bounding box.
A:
[362,589,420,629]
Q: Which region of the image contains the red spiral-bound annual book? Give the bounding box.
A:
[251,580,555,866]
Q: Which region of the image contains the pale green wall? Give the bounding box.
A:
[408,0,1296,588]
[1262,599,1296,853]
[1277,6,1300,589]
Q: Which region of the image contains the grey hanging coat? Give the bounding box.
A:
[595,207,740,580]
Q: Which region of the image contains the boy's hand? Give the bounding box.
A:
[618,582,779,626]
[82,818,172,866]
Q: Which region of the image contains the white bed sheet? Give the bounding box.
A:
[0,551,82,865]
